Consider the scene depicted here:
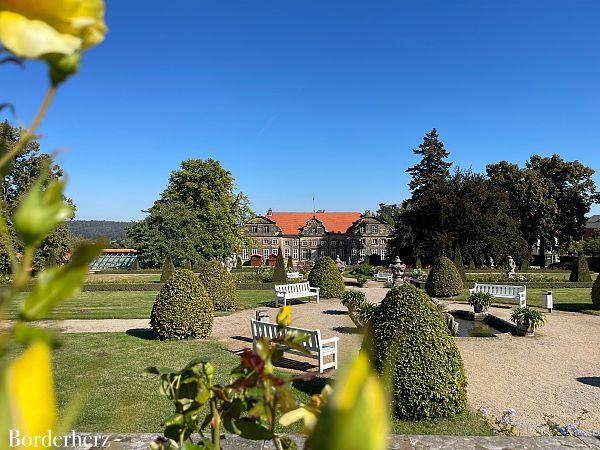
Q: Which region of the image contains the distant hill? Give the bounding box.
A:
[68,220,133,240]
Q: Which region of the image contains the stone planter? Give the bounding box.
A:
[515,321,534,336]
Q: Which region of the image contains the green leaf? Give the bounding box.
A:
[13,176,74,247]
[19,241,103,320]
[233,418,272,440]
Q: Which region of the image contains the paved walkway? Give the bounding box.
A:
[3,287,600,435]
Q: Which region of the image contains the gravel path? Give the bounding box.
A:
[4,286,599,435]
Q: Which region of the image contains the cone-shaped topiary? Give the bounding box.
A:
[592,273,600,309]
[308,256,345,298]
[197,260,238,311]
[570,254,592,282]
[132,258,140,270]
[273,252,287,283]
[160,254,175,283]
[184,259,192,270]
[415,255,422,269]
[370,284,467,420]
[467,257,475,270]
[425,256,463,297]
[287,256,294,269]
[236,256,243,269]
[453,246,466,281]
[151,269,214,339]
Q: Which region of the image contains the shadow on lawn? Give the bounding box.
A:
[126,328,157,340]
[554,303,597,313]
[292,377,332,396]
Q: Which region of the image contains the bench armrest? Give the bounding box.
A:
[310,287,320,293]
[321,337,339,344]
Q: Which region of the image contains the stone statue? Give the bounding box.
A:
[507,255,516,279]
[334,255,346,272]
[224,256,234,273]
[489,257,495,270]
[389,256,407,286]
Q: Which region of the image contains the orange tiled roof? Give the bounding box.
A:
[101,248,139,253]
[267,212,361,235]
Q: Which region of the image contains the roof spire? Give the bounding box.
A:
[312,193,315,216]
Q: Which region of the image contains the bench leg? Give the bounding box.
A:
[318,351,324,374]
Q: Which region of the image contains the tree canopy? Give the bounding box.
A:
[127,158,253,268]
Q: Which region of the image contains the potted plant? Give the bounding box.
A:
[510,307,546,336]
[468,292,494,313]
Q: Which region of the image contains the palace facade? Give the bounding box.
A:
[241,209,393,266]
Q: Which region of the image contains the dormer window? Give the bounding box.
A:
[250,226,258,233]
[312,226,317,233]
[359,225,366,233]
[263,225,269,233]
[371,225,379,233]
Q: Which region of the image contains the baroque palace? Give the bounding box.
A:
[242,209,393,266]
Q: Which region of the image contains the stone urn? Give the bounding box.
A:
[389,256,406,286]
[334,255,346,272]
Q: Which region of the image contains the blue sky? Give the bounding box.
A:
[1,0,599,220]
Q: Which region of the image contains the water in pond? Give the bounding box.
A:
[453,317,500,338]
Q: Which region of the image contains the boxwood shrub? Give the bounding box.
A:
[425,256,463,297]
[197,261,238,311]
[592,274,600,309]
[569,254,592,282]
[370,284,467,420]
[150,269,214,339]
[308,256,345,298]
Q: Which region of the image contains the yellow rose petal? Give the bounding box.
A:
[6,340,56,438]
[0,11,81,58]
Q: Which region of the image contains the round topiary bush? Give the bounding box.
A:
[308,256,345,298]
[151,269,214,339]
[197,260,238,311]
[425,256,464,297]
[370,284,467,420]
[592,274,600,310]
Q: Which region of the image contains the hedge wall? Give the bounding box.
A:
[14,282,276,292]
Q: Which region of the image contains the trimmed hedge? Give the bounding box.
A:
[570,254,592,282]
[425,256,463,297]
[308,256,345,298]
[464,281,594,289]
[197,261,238,311]
[370,285,467,420]
[150,269,214,339]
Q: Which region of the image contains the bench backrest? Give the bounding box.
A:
[473,283,526,296]
[250,320,321,351]
[274,282,311,294]
[287,272,301,278]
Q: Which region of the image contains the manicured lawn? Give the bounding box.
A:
[455,288,599,315]
[13,332,492,435]
[7,290,275,320]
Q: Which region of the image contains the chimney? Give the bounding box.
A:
[364,210,372,217]
[267,208,273,217]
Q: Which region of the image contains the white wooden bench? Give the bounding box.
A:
[274,282,319,307]
[374,271,393,283]
[469,283,527,308]
[286,271,304,281]
[250,320,338,373]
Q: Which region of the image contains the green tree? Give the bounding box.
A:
[406,128,452,195]
[569,254,592,282]
[583,230,600,256]
[0,121,74,273]
[286,256,293,269]
[272,252,287,283]
[160,254,175,283]
[132,258,140,270]
[236,256,243,269]
[127,159,253,267]
[184,259,192,270]
[487,155,598,266]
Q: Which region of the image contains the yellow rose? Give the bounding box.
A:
[6,340,56,439]
[0,0,107,59]
[276,305,291,327]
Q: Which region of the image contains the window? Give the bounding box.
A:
[285,240,290,246]
[273,248,278,255]
[250,225,258,233]
[381,249,386,260]
[321,240,327,246]
[371,225,379,233]
[293,249,299,259]
[380,239,386,245]
[359,249,365,257]
[285,248,290,257]
[331,240,337,246]
[242,249,248,259]
[293,240,299,247]
[263,225,269,233]
[360,238,365,245]
[302,241,308,247]
[263,239,269,245]
[320,250,326,256]
[311,226,317,233]
[311,240,318,246]
[371,248,378,255]
[372,239,377,245]
[352,248,357,255]
[359,225,366,233]
[263,249,270,259]
[330,249,336,258]
[251,248,258,255]
[272,238,278,244]
[302,249,309,259]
